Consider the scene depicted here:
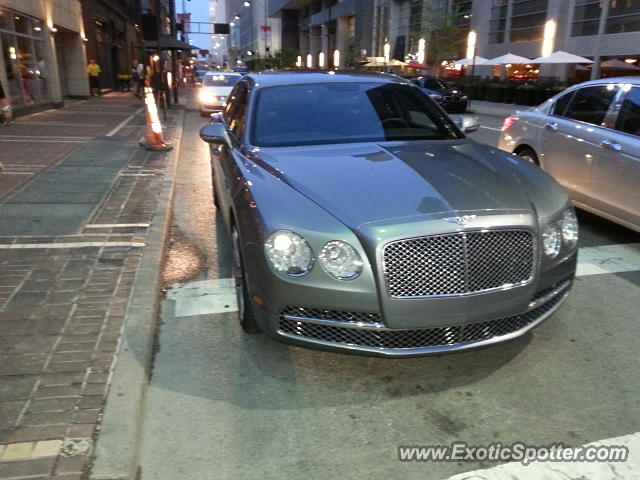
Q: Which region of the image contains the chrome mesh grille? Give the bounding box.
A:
[280,306,381,324]
[278,286,566,350]
[383,230,535,297]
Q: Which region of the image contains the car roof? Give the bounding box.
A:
[241,71,407,88]
[564,76,640,89]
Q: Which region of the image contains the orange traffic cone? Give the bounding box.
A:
[140,87,172,151]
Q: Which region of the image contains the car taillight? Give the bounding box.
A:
[502,116,518,131]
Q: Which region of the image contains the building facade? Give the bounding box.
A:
[267,0,371,68]
[227,0,281,65]
[0,0,89,111]
[368,1,640,79]
[80,0,144,91]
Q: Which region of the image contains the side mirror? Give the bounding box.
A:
[199,123,227,144]
[456,115,480,133]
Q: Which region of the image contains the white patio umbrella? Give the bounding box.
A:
[601,59,640,70]
[485,53,532,65]
[530,51,593,64]
[453,56,490,66]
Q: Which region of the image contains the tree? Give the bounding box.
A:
[420,2,466,77]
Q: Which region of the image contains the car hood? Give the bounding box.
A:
[256,140,535,231]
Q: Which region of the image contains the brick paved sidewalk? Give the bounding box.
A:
[0,92,183,479]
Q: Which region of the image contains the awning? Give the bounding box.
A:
[453,56,490,66]
[145,36,196,51]
[485,53,532,65]
[530,51,593,64]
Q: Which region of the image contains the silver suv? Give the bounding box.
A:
[499,77,640,233]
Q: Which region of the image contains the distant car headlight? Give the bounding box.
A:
[265,230,313,276]
[199,90,216,104]
[319,240,363,280]
[542,223,561,258]
[461,95,468,100]
[560,208,579,248]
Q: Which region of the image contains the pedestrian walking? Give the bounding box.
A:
[0,79,12,126]
[132,59,144,98]
[87,58,102,96]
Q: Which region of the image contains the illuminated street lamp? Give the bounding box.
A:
[296,55,302,67]
[417,38,425,65]
[306,53,313,68]
[333,49,340,68]
[319,52,325,68]
[467,30,477,108]
[383,42,390,70]
[542,19,556,57]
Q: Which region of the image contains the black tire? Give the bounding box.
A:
[232,228,261,334]
[516,147,539,165]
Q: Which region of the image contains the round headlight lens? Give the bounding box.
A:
[542,223,561,258]
[319,240,363,280]
[264,230,313,276]
[561,209,579,247]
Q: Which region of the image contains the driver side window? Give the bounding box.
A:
[223,82,249,141]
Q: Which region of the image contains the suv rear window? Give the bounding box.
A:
[562,85,618,126]
[615,86,640,137]
[203,74,241,87]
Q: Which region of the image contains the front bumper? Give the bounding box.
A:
[271,278,571,357]
[200,102,226,113]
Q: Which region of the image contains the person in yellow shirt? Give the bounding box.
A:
[87,58,102,96]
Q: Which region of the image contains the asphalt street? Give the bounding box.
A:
[137,95,640,480]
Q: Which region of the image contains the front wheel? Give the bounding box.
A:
[232,228,261,334]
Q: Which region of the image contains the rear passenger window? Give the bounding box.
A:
[562,86,618,126]
[551,91,573,116]
[615,86,640,137]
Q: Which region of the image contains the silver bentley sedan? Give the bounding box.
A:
[200,72,578,357]
[499,77,640,233]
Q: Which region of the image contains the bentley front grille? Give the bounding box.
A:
[277,280,569,351]
[383,229,535,297]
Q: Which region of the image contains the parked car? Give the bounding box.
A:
[198,72,243,116]
[499,77,640,233]
[411,77,468,113]
[199,72,577,357]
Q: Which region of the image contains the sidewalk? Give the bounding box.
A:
[0,92,183,479]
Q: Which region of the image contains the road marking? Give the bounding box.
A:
[0,139,88,143]
[85,223,151,228]
[479,125,502,131]
[576,243,640,276]
[0,242,145,249]
[15,122,106,127]
[447,431,640,480]
[0,134,92,139]
[168,278,237,317]
[106,107,144,136]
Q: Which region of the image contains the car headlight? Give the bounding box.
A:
[199,91,216,103]
[560,208,578,248]
[542,223,561,258]
[430,94,443,100]
[461,95,468,100]
[319,240,363,280]
[265,230,313,276]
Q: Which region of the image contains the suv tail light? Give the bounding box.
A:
[502,116,518,131]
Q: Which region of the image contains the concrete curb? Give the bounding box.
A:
[90,106,185,480]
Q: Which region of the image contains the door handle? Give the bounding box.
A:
[600,140,622,151]
[543,123,559,131]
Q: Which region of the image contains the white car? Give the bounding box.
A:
[499,77,640,233]
[199,72,243,116]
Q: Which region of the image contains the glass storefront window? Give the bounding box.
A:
[606,13,640,33]
[0,8,50,107]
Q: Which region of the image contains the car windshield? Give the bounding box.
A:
[203,74,241,87]
[251,82,462,147]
